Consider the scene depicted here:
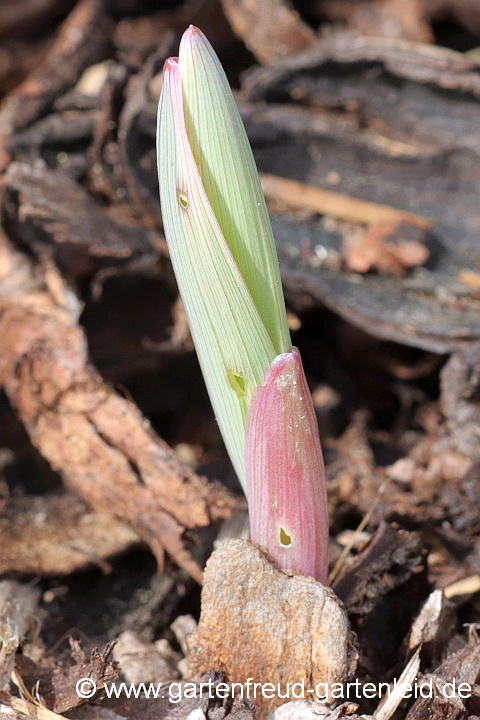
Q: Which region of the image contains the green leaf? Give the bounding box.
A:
[157,58,276,492]
[179,27,291,356]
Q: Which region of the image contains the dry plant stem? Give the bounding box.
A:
[443,574,480,598]
[328,481,387,585]
[260,174,433,230]
[0,692,66,720]
[0,236,240,583]
[373,647,421,720]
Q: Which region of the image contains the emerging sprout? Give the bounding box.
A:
[157,26,328,583]
[246,349,329,584]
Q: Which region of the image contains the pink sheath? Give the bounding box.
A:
[246,347,329,584]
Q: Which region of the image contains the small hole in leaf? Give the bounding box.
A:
[227,370,246,399]
[279,527,292,546]
[177,192,188,208]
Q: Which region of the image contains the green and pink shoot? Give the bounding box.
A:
[156,26,329,584]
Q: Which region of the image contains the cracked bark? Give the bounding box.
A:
[0,235,242,583]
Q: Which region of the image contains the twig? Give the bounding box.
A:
[260,173,434,229]
[329,481,387,585]
[444,574,480,599]
[0,692,65,720]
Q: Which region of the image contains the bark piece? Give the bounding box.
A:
[221,0,318,64]
[441,343,480,460]
[407,590,456,663]
[0,236,241,583]
[0,494,137,576]
[0,38,52,98]
[187,539,356,719]
[333,522,428,677]
[405,643,480,720]
[0,0,73,38]
[7,113,96,154]
[319,0,432,43]
[240,34,480,352]
[334,522,427,615]
[4,162,155,278]
[315,0,480,41]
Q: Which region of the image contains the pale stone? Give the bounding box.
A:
[187,539,356,718]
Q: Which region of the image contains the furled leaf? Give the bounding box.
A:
[179,26,291,356]
[157,58,276,491]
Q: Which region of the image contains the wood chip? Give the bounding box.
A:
[220,0,318,65]
[0,494,137,576]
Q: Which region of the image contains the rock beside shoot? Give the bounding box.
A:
[157,26,329,583]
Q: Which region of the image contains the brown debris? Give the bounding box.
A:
[334,522,428,616]
[14,640,117,713]
[242,36,480,353]
[113,631,180,684]
[333,522,429,677]
[0,38,53,99]
[343,221,430,278]
[4,162,155,278]
[266,701,373,719]
[188,539,356,719]
[0,235,241,583]
[0,581,40,689]
[221,0,318,65]
[260,174,433,230]
[0,494,137,576]
[405,642,480,720]
[316,0,480,42]
[320,0,433,43]
[9,0,112,132]
[407,589,456,661]
[441,343,480,460]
